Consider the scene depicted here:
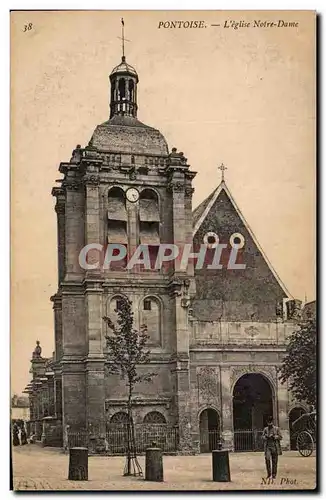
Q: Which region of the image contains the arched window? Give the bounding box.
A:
[107,295,127,327]
[199,408,220,453]
[128,79,134,102]
[139,189,160,220]
[107,412,132,453]
[139,189,160,270]
[107,187,127,269]
[142,411,167,450]
[141,296,161,345]
[143,411,166,424]
[108,187,127,222]
[110,412,131,425]
[118,78,126,100]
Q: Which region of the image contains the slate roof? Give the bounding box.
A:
[192,181,292,298]
[192,189,217,229]
[89,115,169,156]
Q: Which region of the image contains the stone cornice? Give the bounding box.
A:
[60,281,85,293]
[62,180,81,191]
[190,345,287,352]
[185,170,197,180]
[105,397,171,409]
[102,278,170,289]
[50,293,62,307]
[51,186,65,198]
[167,181,185,193]
[105,355,173,365]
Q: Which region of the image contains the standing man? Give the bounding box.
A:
[20,423,28,445]
[262,416,282,479]
[12,421,20,446]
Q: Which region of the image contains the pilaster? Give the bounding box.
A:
[83,164,102,278]
[54,373,62,420]
[61,359,86,431]
[51,293,63,362]
[276,372,290,450]
[86,358,106,452]
[220,366,234,450]
[63,172,84,281]
[52,187,66,284]
[169,280,194,452]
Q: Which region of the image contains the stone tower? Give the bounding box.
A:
[51,53,197,450]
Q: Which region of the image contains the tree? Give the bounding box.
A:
[103,297,156,476]
[279,317,316,408]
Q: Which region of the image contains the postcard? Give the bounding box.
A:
[11,10,316,491]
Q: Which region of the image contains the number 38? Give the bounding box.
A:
[23,23,33,32]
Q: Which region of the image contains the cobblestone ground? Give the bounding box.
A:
[12,445,316,491]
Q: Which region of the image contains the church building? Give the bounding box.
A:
[25,49,307,454]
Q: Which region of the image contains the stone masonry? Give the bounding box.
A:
[24,52,308,454]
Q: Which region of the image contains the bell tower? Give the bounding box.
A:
[109,56,138,118]
[109,20,138,119]
[51,35,198,452]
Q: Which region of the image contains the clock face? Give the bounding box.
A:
[126,187,139,203]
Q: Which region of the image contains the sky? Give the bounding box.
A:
[11,10,315,395]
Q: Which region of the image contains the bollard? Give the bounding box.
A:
[145,443,163,482]
[68,447,88,481]
[212,449,231,482]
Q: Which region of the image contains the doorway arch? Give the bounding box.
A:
[106,412,132,454]
[199,408,220,453]
[289,406,305,450]
[233,373,274,451]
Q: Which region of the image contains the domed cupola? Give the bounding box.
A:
[109,55,139,119]
[88,20,169,156]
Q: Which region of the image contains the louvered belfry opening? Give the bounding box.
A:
[107,187,128,269]
[139,189,160,270]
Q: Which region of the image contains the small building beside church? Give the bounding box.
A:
[11,395,30,422]
[24,50,309,453]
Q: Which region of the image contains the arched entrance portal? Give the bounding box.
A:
[233,373,273,451]
[289,407,305,450]
[199,408,220,453]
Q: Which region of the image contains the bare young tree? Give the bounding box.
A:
[103,297,156,476]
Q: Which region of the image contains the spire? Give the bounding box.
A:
[109,19,138,119]
[117,18,131,61]
[121,18,125,59]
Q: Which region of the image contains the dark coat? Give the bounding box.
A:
[262,425,282,455]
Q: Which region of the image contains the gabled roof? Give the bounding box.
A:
[192,190,216,228]
[192,180,293,298]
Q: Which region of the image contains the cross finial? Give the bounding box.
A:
[117,18,131,61]
[219,163,227,182]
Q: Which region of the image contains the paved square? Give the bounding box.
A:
[12,445,316,491]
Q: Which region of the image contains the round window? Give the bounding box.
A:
[203,232,219,248]
[229,233,245,249]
